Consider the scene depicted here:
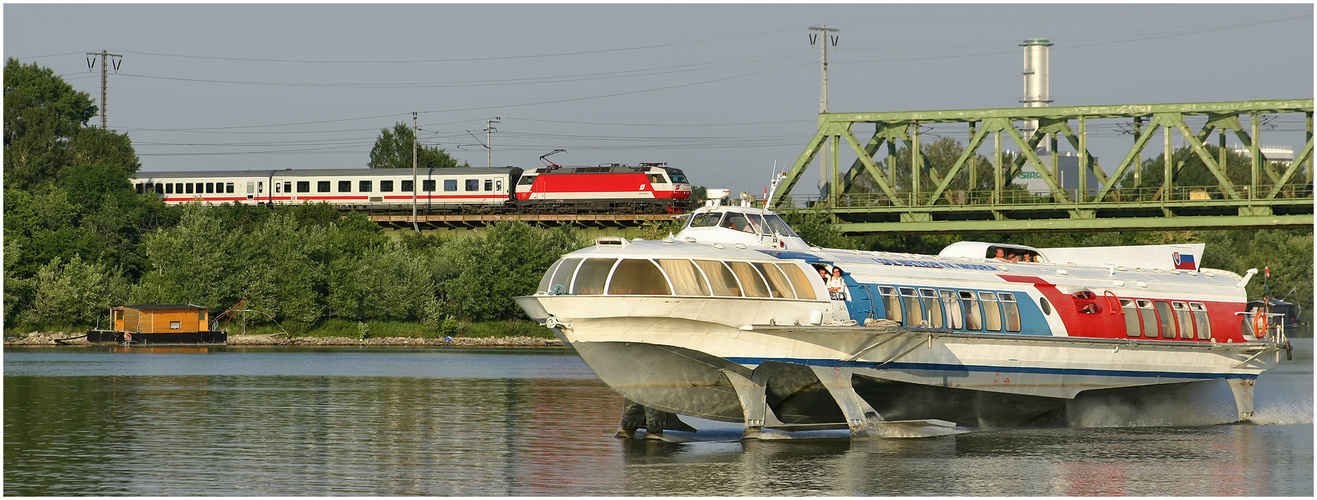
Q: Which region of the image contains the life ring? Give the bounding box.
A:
[1252,310,1267,337]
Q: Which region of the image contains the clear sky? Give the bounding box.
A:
[5,3,1313,198]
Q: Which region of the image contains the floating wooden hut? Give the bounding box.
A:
[87,305,227,345]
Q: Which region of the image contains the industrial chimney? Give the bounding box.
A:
[1020,38,1053,142]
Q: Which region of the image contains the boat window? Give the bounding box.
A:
[1172,302,1195,339]
[899,287,922,326]
[920,289,944,328]
[961,291,983,331]
[938,290,962,329]
[728,262,771,298]
[761,215,800,238]
[776,264,817,300]
[1190,303,1211,340]
[720,213,755,233]
[608,259,671,295]
[1154,301,1177,339]
[999,293,1021,332]
[880,287,901,323]
[746,214,766,234]
[979,291,1002,331]
[695,260,741,297]
[1137,300,1158,338]
[755,263,795,299]
[547,259,581,295]
[538,259,562,293]
[657,259,711,296]
[1120,299,1141,337]
[572,258,616,295]
[688,212,722,228]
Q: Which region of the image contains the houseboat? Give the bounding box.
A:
[88,305,228,346]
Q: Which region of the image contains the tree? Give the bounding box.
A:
[368,122,468,170]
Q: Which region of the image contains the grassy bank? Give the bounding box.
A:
[5,319,556,341]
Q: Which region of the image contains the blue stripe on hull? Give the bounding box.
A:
[724,357,1257,381]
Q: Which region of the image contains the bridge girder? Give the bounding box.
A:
[772,100,1314,234]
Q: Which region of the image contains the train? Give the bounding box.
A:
[129,163,693,213]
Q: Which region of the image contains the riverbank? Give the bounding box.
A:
[3,331,563,347]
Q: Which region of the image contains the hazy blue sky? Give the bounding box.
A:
[5,3,1313,197]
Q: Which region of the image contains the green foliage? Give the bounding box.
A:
[433,222,589,322]
[1120,145,1305,192]
[368,122,468,169]
[781,211,857,250]
[19,254,128,328]
[327,241,436,322]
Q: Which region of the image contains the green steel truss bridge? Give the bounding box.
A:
[770,99,1314,234]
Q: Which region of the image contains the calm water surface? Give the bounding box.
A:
[5,341,1312,496]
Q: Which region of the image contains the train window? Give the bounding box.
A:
[466,179,480,191]
[359,181,372,193]
[607,259,671,296]
[443,180,456,191]
[519,175,536,186]
[899,288,922,326]
[402,180,413,192]
[647,174,665,184]
[694,260,741,297]
[185,183,193,194]
[1173,302,1194,339]
[135,183,144,194]
[688,212,721,228]
[423,180,436,192]
[920,289,943,328]
[206,183,215,194]
[173,183,181,194]
[656,259,711,296]
[999,293,1021,332]
[484,179,493,191]
[283,182,291,193]
[338,181,351,193]
[248,182,255,194]
[226,183,234,194]
[941,290,963,329]
[297,181,310,193]
[669,172,688,183]
[1190,303,1210,339]
[496,180,503,191]
[728,262,771,298]
[572,258,616,296]
[155,183,164,194]
[879,287,901,323]
[275,183,282,193]
[1154,301,1176,338]
[317,181,331,192]
[778,264,817,300]
[753,262,794,299]
[1137,300,1157,338]
[381,180,393,192]
[165,183,174,194]
[979,291,1002,331]
[960,291,982,330]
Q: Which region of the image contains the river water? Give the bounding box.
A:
[5,340,1312,496]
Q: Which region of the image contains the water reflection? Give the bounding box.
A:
[4,344,1312,496]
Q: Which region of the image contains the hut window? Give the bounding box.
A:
[608,259,671,295]
[170,321,181,330]
[115,311,124,320]
[656,259,711,296]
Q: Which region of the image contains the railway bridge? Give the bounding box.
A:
[770,99,1313,235]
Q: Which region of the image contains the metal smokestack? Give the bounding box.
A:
[1020,38,1053,141]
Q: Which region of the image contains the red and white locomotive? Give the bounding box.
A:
[131,163,692,213]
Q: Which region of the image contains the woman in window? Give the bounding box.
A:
[827,266,848,301]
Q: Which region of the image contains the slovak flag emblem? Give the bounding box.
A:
[1172,252,1197,270]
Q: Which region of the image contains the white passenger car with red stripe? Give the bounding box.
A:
[516,202,1292,438]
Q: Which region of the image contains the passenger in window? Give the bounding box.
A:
[817,267,829,284]
[827,267,848,301]
[992,248,1008,261]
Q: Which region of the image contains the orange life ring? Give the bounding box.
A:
[1252,310,1266,337]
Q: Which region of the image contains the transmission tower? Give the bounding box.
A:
[809,26,839,197]
[86,50,123,130]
